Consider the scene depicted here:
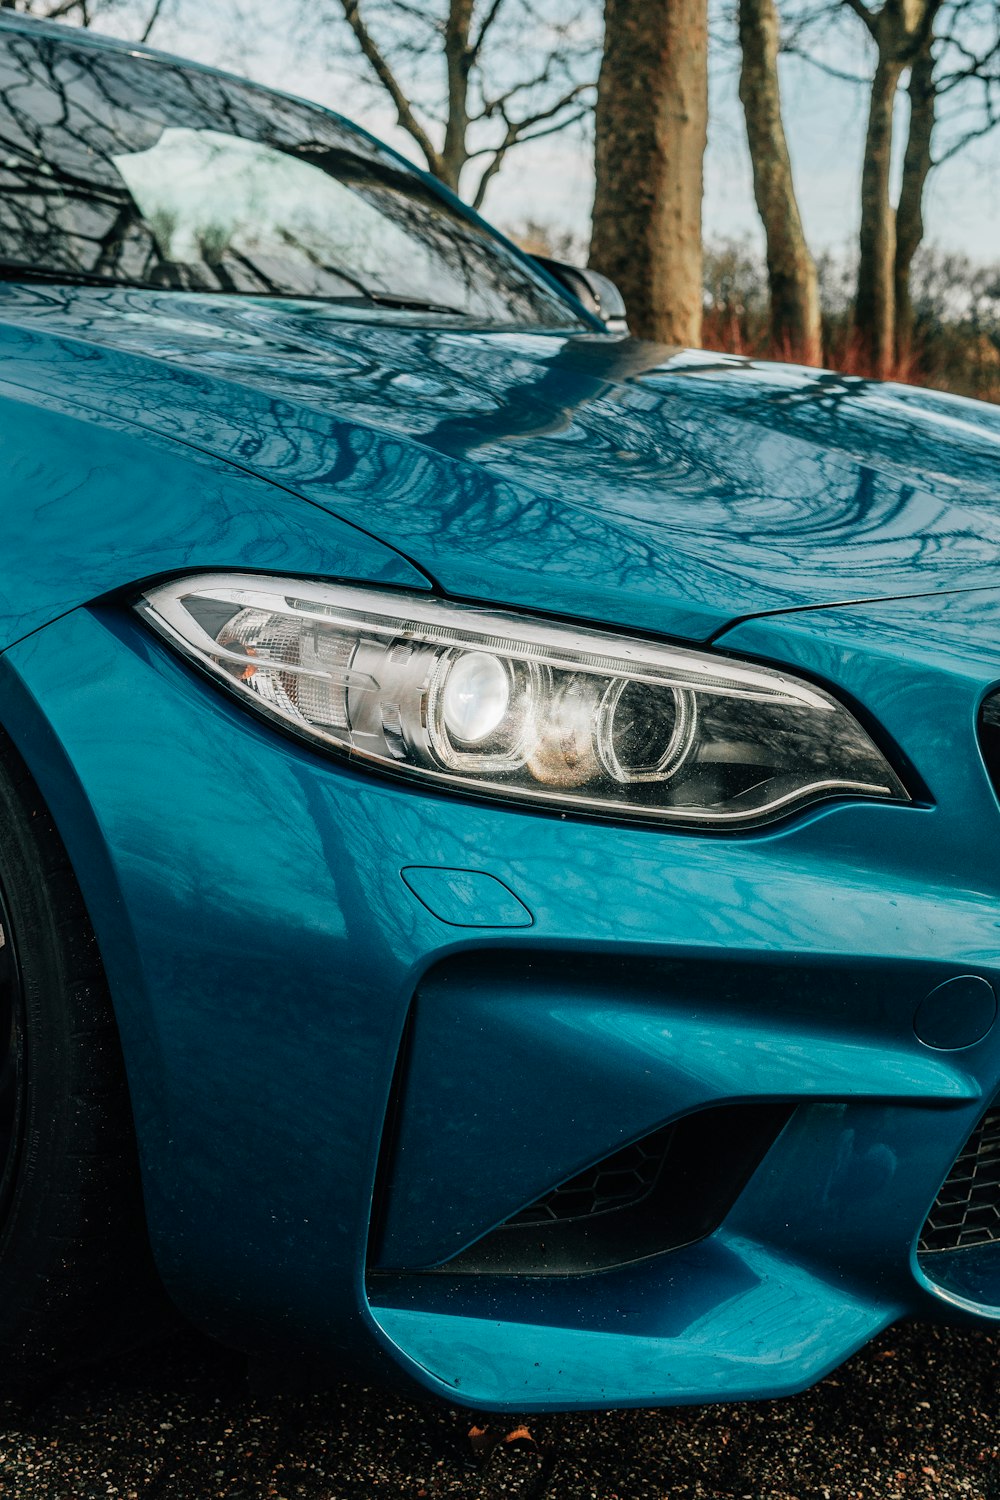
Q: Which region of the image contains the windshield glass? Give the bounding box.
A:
[0,25,579,326]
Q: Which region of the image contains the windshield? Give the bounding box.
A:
[0,25,580,326]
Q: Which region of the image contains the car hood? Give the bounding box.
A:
[3,283,1000,642]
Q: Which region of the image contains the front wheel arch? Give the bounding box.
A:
[0,707,168,1390]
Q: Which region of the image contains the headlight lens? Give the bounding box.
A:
[136,574,908,829]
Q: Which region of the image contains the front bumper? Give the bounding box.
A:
[5,595,1000,1410]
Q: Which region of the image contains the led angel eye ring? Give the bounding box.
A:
[597,679,699,784]
[425,652,540,773]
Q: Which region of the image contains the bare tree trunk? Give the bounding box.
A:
[894,39,935,358]
[591,0,708,345]
[440,0,474,193]
[856,50,904,377]
[849,0,941,377]
[738,0,821,363]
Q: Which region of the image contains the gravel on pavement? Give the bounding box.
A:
[1,1320,998,1498]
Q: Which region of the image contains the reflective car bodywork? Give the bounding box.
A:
[3,15,1000,1412]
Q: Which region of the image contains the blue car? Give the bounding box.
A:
[1,12,1000,1413]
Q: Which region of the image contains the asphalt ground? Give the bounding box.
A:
[0,1320,998,1499]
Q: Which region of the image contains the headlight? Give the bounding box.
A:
[136,574,908,829]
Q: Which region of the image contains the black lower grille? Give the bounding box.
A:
[509,1125,674,1225]
[919,1109,1000,1254]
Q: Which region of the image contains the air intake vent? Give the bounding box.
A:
[441,1103,791,1276]
[919,1108,1000,1255]
[978,693,1000,804]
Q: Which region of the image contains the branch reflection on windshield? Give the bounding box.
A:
[0,25,578,326]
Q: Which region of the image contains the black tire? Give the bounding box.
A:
[0,727,164,1392]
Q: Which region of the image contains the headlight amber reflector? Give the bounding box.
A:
[136,575,908,829]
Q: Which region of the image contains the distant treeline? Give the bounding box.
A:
[701,242,1000,403]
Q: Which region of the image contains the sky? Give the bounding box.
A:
[95,0,1000,267]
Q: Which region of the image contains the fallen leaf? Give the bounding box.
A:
[504,1426,535,1447]
[468,1425,498,1457]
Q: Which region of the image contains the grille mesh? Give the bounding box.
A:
[509,1125,674,1226]
[919,1109,1000,1254]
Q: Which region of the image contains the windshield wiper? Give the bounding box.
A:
[0,259,164,292]
[0,260,470,314]
[364,291,468,316]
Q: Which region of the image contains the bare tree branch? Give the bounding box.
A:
[934,100,1000,161]
[841,0,879,37]
[780,42,869,84]
[319,0,598,208]
[471,122,516,206]
[509,103,590,144]
[336,0,444,177]
[470,0,505,59]
[468,88,590,208]
[138,0,165,42]
[505,80,592,132]
[480,61,580,119]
